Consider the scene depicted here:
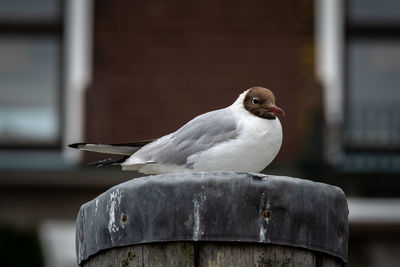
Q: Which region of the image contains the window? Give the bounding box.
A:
[0,0,92,168]
[343,0,400,171]
[0,0,63,149]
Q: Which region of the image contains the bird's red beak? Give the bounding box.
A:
[268,105,286,117]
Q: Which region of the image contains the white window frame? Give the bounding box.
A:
[315,0,345,167]
[63,0,93,165]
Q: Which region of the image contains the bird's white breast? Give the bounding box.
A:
[187,105,283,173]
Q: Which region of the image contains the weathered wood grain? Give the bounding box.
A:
[83,242,343,267]
[316,254,342,267]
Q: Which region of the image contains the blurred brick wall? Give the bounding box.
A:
[85,0,320,165]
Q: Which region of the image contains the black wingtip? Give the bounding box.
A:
[68,142,85,149]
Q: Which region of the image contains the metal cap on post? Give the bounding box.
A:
[76,172,348,266]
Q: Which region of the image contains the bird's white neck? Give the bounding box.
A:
[229,89,250,116]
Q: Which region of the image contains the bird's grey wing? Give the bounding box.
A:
[133,108,238,166]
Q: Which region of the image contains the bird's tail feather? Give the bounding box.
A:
[68,140,154,155]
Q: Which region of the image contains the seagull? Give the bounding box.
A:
[69,86,285,174]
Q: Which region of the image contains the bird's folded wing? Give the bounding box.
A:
[129,108,239,166]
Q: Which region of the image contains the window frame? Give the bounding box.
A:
[344,0,400,153]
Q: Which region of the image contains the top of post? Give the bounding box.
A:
[76,172,348,265]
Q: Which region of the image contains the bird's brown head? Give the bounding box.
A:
[243,87,285,120]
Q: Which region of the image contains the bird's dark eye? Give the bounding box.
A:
[252,97,260,104]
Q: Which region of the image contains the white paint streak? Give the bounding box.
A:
[193,199,200,240]
[107,189,122,237]
[259,223,266,242]
[95,198,99,214]
[193,193,206,240]
[258,192,271,242]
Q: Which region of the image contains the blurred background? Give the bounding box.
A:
[0,0,399,266]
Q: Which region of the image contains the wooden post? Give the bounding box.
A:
[84,242,341,267]
[76,172,348,266]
